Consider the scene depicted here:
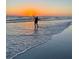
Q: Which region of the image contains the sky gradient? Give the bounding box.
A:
[6,0,72,16]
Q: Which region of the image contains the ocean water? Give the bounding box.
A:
[6,16,72,59]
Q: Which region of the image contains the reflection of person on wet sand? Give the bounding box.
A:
[33,16,39,30]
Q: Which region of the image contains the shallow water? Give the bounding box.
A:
[13,25,72,59]
[6,19,71,59]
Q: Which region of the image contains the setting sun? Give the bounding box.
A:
[24,8,41,16]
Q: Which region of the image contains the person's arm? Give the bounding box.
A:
[32,16,35,21]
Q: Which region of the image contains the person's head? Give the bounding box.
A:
[33,16,38,19]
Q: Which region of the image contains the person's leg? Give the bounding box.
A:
[34,23,36,29]
[36,23,38,29]
[34,22,38,30]
[35,24,38,30]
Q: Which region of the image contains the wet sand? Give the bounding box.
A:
[6,20,71,59]
[13,25,72,59]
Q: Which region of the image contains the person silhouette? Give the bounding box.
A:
[33,16,39,30]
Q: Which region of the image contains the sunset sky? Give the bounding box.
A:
[6,0,72,16]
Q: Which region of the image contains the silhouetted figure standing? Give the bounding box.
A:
[33,16,39,30]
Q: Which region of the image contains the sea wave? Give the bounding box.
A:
[6,16,72,23]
